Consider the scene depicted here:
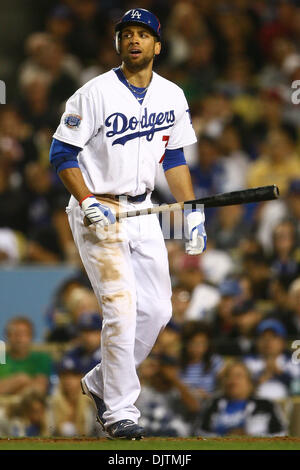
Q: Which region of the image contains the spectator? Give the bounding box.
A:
[244,318,300,400]
[223,300,263,356]
[214,7,261,73]
[66,0,110,65]
[136,354,199,437]
[183,34,218,99]
[197,360,287,437]
[60,312,102,376]
[200,241,234,285]
[284,180,300,242]
[0,390,49,437]
[266,277,291,320]
[48,359,97,437]
[79,38,119,86]
[18,69,58,133]
[179,255,220,321]
[281,277,300,339]
[23,162,73,263]
[180,321,224,399]
[166,240,185,280]
[247,127,300,196]
[19,33,78,109]
[153,321,181,360]
[171,284,191,326]
[195,91,245,141]
[45,278,99,343]
[189,135,223,200]
[45,5,75,47]
[241,253,272,301]
[44,273,91,342]
[165,2,208,67]
[256,179,300,254]
[0,136,29,234]
[259,1,296,57]
[0,317,52,395]
[269,219,300,287]
[0,106,38,172]
[250,89,294,153]
[217,124,250,192]
[210,279,243,340]
[207,204,251,252]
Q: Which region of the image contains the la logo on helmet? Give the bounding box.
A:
[131,10,141,19]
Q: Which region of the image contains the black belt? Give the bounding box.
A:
[96,191,148,203]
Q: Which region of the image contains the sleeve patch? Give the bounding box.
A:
[64,114,82,129]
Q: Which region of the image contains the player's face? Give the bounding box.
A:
[119,26,161,72]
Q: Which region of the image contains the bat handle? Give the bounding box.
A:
[83,215,121,227]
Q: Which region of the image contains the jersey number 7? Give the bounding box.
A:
[159,135,170,164]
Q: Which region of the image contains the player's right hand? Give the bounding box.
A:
[81,195,116,227]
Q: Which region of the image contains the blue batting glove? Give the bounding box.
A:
[81,196,116,227]
[184,208,207,255]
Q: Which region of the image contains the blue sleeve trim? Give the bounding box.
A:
[49,138,82,173]
[162,148,186,172]
[57,161,80,173]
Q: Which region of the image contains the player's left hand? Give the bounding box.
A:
[185,209,207,255]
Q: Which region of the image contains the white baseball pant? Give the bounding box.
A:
[66,195,172,427]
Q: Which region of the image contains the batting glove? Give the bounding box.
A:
[184,208,207,255]
[80,195,116,227]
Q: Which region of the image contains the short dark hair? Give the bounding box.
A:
[5,317,34,337]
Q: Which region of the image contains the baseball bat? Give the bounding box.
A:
[84,185,279,224]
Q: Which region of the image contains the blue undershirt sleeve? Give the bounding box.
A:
[162,147,186,172]
[49,138,82,174]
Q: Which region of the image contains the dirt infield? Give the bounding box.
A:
[1,436,300,450]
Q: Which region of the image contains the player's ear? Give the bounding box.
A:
[154,41,161,56]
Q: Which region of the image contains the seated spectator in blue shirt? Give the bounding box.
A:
[60,312,101,375]
[243,319,300,400]
[180,321,224,400]
[197,360,286,437]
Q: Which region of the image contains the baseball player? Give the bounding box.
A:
[49,8,206,440]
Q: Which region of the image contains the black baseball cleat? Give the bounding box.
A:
[81,378,106,431]
[107,420,145,440]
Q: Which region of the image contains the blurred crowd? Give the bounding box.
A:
[1,0,300,438]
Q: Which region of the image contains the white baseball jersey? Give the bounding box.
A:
[53,69,197,196]
[58,68,197,428]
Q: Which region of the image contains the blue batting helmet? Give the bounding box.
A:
[115,8,161,53]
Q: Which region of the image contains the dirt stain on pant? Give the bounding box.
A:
[101,291,134,362]
[101,291,133,335]
[98,254,121,282]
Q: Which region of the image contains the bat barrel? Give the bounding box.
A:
[186,185,280,209]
